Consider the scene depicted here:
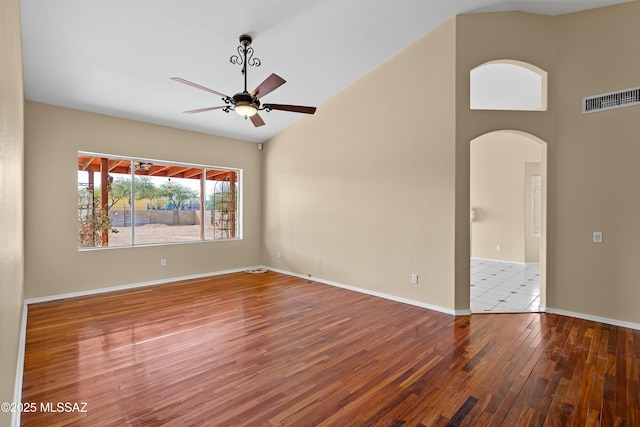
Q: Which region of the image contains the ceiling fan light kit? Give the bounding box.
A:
[233,94,259,118]
[172,34,316,128]
[235,103,258,118]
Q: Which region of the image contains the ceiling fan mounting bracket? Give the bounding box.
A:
[239,34,253,47]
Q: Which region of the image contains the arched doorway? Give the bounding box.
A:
[470,130,547,313]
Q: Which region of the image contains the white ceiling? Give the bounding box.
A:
[21,0,632,144]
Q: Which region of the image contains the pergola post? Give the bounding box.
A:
[101,157,109,246]
[87,166,95,246]
[200,174,205,240]
[229,171,237,238]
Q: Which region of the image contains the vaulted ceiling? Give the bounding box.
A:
[21,0,632,143]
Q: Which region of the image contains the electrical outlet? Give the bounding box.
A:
[276,251,281,258]
[496,244,501,251]
[593,232,603,243]
[160,258,166,267]
[411,274,419,284]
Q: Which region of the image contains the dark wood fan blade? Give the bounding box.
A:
[183,106,227,114]
[265,104,317,114]
[250,113,265,127]
[171,77,229,98]
[251,74,286,99]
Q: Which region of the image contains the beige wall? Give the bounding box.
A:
[0,0,24,420]
[24,102,263,298]
[551,2,640,322]
[263,19,458,310]
[456,4,639,322]
[264,3,640,324]
[454,11,557,311]
[470,131,541,262]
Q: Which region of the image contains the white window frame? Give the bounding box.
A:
[77,151,242,249]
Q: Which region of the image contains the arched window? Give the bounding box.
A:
[470,60,547,111]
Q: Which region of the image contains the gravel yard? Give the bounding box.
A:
[107,223,232,246]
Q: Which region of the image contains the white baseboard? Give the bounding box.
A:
[265,266,470,316]
[545,307,640,331]
[471,257,531,265]
[11,302,28,427]
[23,266,258,305]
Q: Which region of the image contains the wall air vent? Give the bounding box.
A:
[583,86,640,114]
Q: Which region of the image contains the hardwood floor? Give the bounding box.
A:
[22,271,640,426]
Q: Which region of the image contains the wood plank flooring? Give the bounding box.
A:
[21,271,640,426]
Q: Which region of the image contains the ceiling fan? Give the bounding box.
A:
[171,34,316,128]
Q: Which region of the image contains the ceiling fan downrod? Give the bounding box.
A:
[226,34,264,119]
[230,34,261,93]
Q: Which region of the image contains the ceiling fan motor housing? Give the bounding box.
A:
[232,91,260,117]
[233,92,260,108]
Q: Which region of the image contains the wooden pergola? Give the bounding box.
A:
[78,155,237,245]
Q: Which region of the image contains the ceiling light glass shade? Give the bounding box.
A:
[235,102,258,118]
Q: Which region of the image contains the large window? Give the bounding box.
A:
[78,153,241,249]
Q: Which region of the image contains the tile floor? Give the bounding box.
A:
[470,259,540,313]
